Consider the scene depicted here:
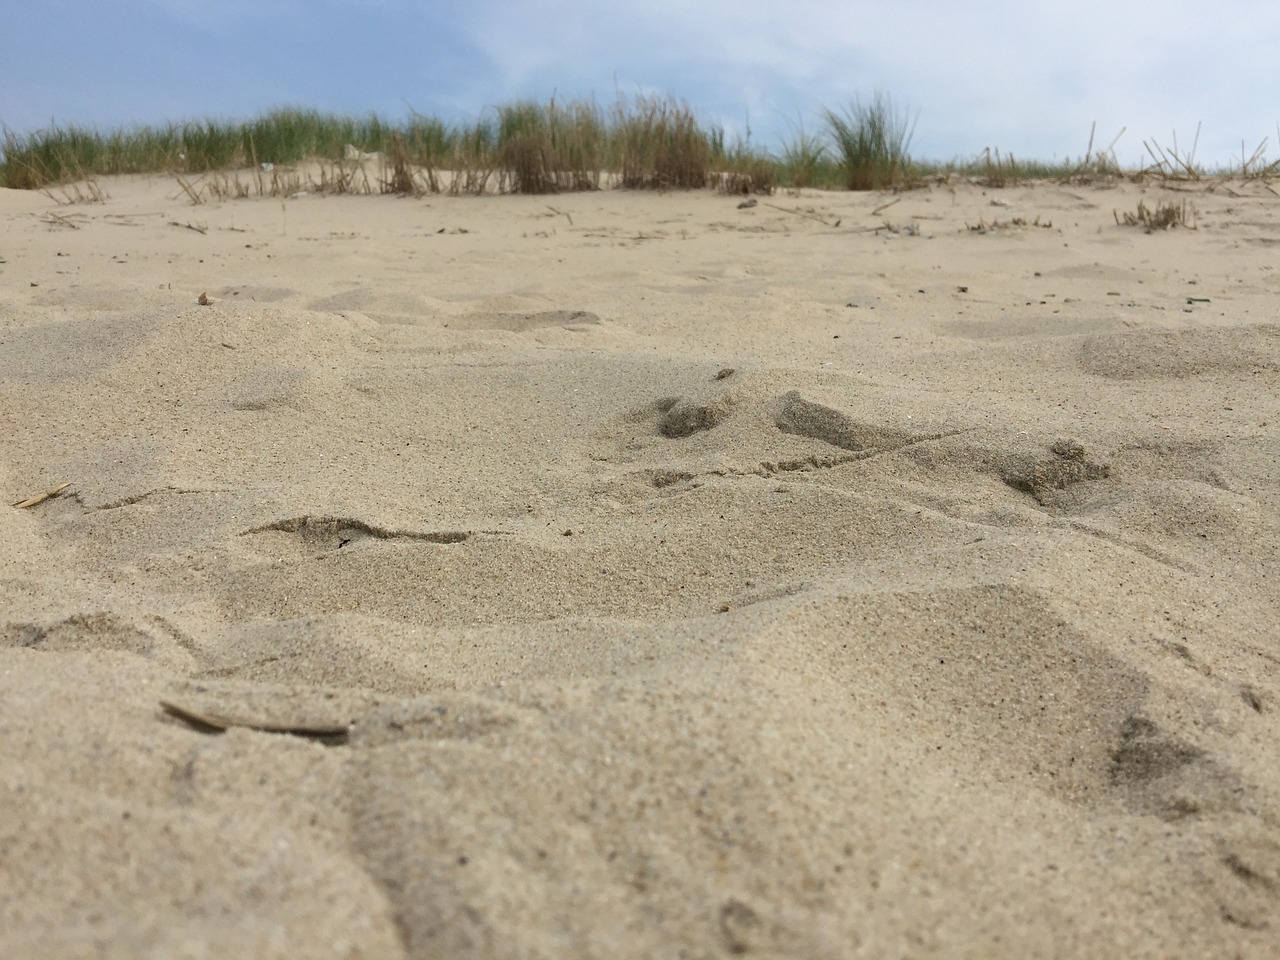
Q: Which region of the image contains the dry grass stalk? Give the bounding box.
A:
[384,132,420,196]
[40,211,86,229]
[42,176,108,204]
[314,161,358,194]
[1060,122,1126,184]
[979,147,1019,187]
[174,161,380,204]
[204,173,251,201]
[760,202,838,227]
[13,482,73,509]
[1142,123,1203,181]
[173,175,205,204]
[1237,132,1280,181]
[1114,198,1194,231]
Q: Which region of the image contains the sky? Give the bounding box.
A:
[2,0,1278,168]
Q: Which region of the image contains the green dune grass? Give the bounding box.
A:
[3,94,1272,195]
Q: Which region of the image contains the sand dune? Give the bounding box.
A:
[2,175,1278,958]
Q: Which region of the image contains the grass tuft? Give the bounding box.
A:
[978,147,1020,188]
[1114,198,1194,231]
[615,96,710,189]
[777,122,831,189]
[823,93,916,190]
[496,98,604,194]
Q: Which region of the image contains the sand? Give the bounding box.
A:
[2,173,1278,958]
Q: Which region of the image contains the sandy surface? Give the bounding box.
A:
[2,172,1278,958]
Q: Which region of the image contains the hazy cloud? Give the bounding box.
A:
[2,0,1276,164]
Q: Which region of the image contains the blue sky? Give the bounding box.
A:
[3,0,1277,167]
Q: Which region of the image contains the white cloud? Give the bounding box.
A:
[432,0,1278,160]
[7,0,1278,164]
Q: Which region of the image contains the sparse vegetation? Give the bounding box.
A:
[613,96,710,189]
[2,97,1275,197]
[710,126,776,195]
[966,215,1054,233]
[1143,124,1204,181]
[1234,131,1280,180]
[1114,198,1195,231]
[777,122,832,189]
[977,147,1021,188]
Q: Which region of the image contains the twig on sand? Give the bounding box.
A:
[40,212,85,229]
[760,202,840,227]
[173,175,205,205]
[13,482,73,509]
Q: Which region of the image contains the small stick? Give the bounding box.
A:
[160,699,351,741]
[13,482,73,509]
[760,202,837,226]
[871,197,902,217]
[41,212,81,229]
[172,175,205,204]
[1102,127,1126,166]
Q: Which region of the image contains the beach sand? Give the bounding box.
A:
[2,174,1278,958]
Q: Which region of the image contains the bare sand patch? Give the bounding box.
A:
[2,176,1278,958]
